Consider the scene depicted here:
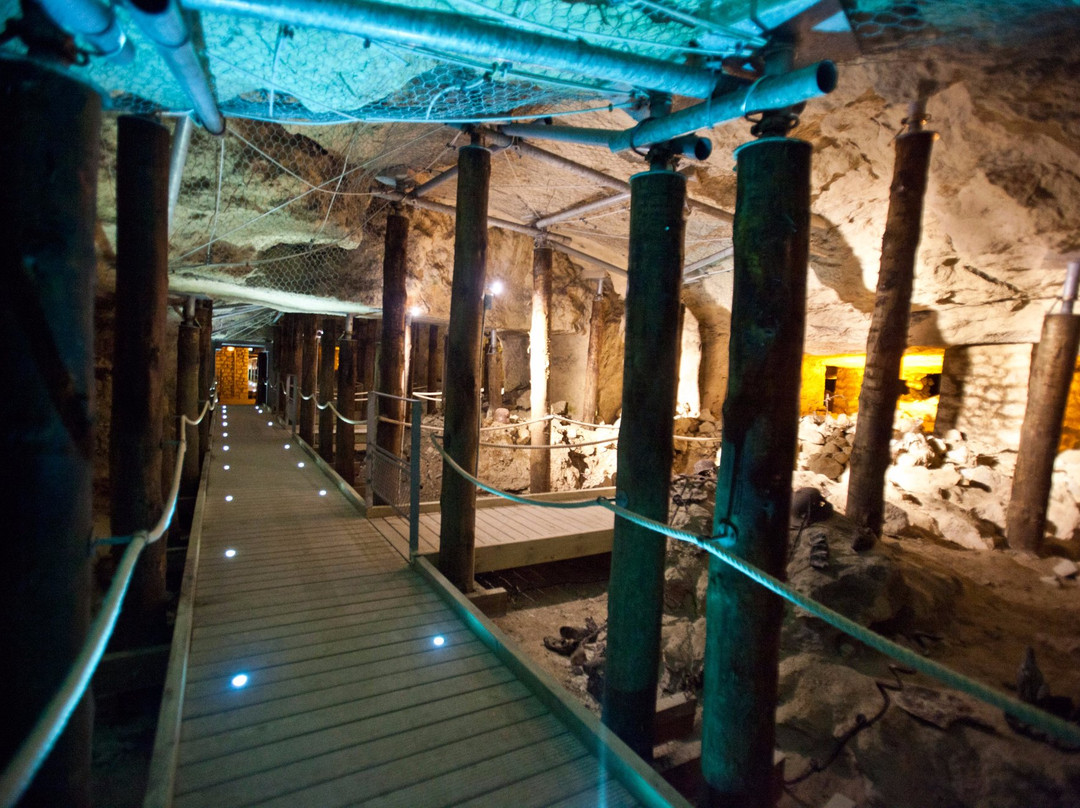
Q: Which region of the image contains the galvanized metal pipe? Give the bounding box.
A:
[503,61,836,152]
[127,0,225,135]
[551,243,627,278]
[182,0,719,97]
[533,192,630,229]
[38,0,134,62]
[167,115,194,234]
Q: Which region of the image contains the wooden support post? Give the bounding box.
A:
[1008,267,1080,552]
[268,321,281,413]
[299,313,318,445]
[0,60,98,808]
[276,316,291,414]
[335,321,358,484]
[409,320,428,398]
[581,279,606,423]
[376,212,409,504]
[530,245,553,493]
[603,167,686,759]
[177,300,201,499]
[362,320,378,393]
[427,324,443,414]
[439,144,490,592]
[702,136,812,808]
[846,108,936,544]
[318,317,340,463]
[110,115,171,649]
[196,297,213,464]
[255,346,268,406]
[485,330,505,412]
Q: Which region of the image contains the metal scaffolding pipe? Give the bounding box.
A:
[502,61,837,152]
[551,243,627,278]
[167,115,194,234]
[38,0,134,62]
[533,192,630,229]
[127,0,225,135]
[684,246,734,275]
[182,0,720,98]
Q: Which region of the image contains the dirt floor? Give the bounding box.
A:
[488,535,1080,807]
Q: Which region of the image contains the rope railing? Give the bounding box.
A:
[0,393,218,808]
[427,433,1080,749]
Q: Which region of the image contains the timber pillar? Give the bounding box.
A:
[702,136,812,807]
[299,313,318,445]
[439,143,490,592]
[530,245,553,492]
[1007,266,1080,552]
[196,297,213,464]
[0,60,99,808]
[335,319,358,484]
[376,212,409,501]
[581,278,605,423]
[427,324,443,414]
[603,167,686,758]
[846,105,936,545]
[318,317,341,463]
[178,298,201,500]
[110,115,171,649]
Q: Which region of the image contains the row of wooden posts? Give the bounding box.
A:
[4,59,1078,808]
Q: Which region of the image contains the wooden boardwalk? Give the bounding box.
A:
[148,405,686,808]
[368,498,615,572]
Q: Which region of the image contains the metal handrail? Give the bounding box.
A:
[366,391,423,558]
[0,393,217,808]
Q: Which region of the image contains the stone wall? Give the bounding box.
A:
[216,347,253,405]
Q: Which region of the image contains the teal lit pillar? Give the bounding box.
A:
[702,136,811,807]
[602,167,686,758]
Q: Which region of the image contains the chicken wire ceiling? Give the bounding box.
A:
[2,0,1077,335]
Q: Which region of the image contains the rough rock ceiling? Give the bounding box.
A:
[4,0,1079,349]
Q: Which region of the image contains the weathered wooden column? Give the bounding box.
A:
[299,313,318,445]
[702,135,812,807]
[847,104,936,545]
[1007,263,1080,552]
[0,60,99,808]
[530,244,553,492]
[377,212,409,486]
[276,315,291,414]
[335,317,358,484]
[318,317,340,463]
[268,321,281,413]
[427,324,443,414]
[110,116,171,649]
[196,297,213,464]
[409,320,428,398]
[439,143,490,592]
[581,278,605,423]
[177,297,201,499]
[603,164,686,758]
[485,329,505,412]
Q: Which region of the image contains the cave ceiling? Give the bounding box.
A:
[3,0,1079,350]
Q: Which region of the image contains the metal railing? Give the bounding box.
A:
[0,391,218,808]
[366,391,423,558]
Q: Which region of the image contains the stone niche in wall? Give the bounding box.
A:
[935,343,1080,452]
[216,346,259,405]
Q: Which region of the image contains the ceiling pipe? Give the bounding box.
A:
[38,0,135,63]
[167,115,194,234]
[533,192,631,230]
[501,60,837,152]
[405,143,510,200]
[372,190,551,239]
[683,246,734,276]
[126,0,225,135]
[552,243,627,279]
[181,0,720,98]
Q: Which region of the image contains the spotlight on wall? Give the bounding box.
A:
[489,280,504,296]
[409,305,423,319]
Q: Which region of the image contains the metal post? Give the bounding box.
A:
[334,325,357,484]
[702,136,812,808]
[110,116,171,649]
[581,278,605,422]
[410,399,423,558]
[0,59,99,808]
[167,115,193,234]
[177,299,201,499]
[530,245,553,493]
[439,143,490,592]
[376,212,409,504]
[1007,264,1080,552]
[299,313,317,445]
[318,317,340,463]
[603,167,686,758]
[846,105,936,545]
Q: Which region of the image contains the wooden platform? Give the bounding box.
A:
[148,405,686,808]
[368,498,615,572]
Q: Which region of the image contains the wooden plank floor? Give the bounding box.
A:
[165,405,649,807]
[369,497,615,572]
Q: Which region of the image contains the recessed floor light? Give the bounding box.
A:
[298,462,305,468]
[222,445,230,451]
[225,549,236,558]
[223,465,230,470]
[230,673,248,688]
[225,495,234,502]
[432,636,446,647]
[319,490,327,496]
